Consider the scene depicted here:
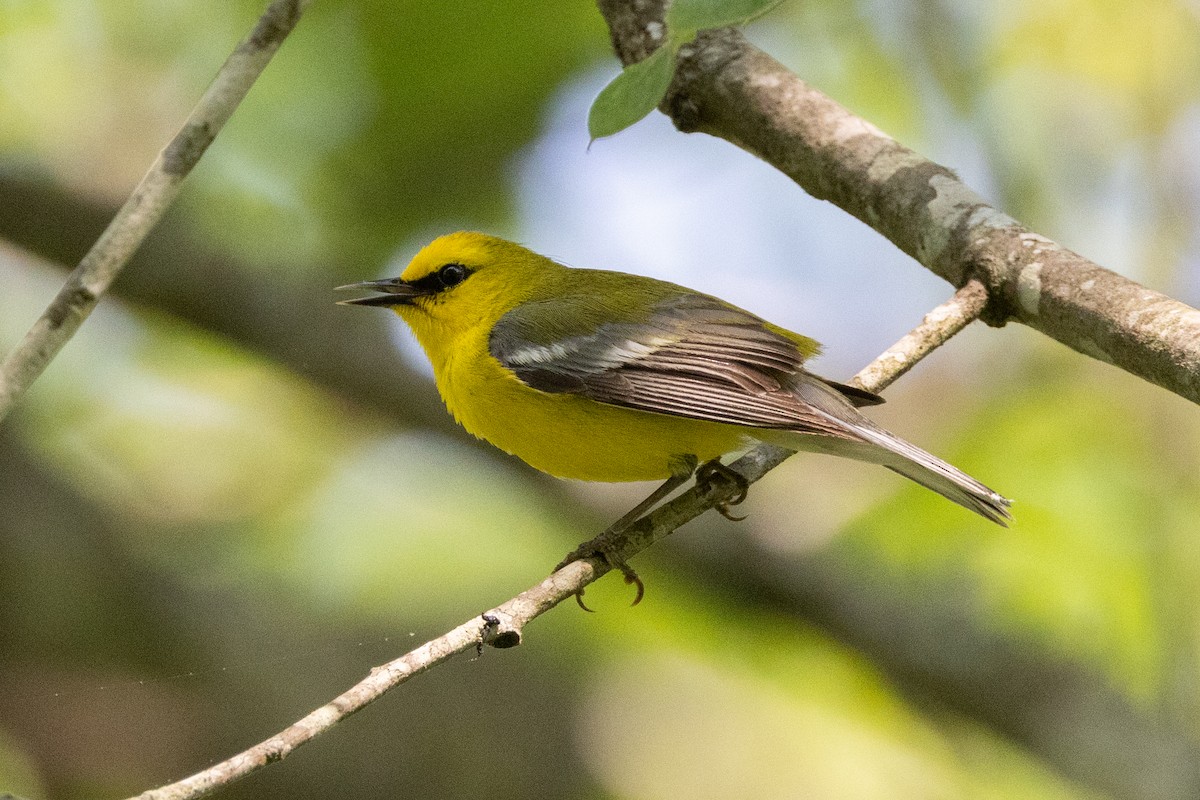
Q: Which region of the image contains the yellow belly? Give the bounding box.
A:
[437,347,749,482]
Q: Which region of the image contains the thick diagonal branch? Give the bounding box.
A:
[597,1,1200,405]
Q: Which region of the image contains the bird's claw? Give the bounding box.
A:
[696,459,750,521]
[716,504,748,522]
[556,539,644,610]
[618,561,646,606]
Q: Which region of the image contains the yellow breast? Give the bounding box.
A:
[433,325,746,482]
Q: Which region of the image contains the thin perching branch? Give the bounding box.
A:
[124,281,987,800]
[0,0,311,422]
[596,0,1200,405]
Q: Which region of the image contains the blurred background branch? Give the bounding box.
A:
[0,176,454,434]
[0,0,312,422]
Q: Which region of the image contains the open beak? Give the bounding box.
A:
[335,278,425,307]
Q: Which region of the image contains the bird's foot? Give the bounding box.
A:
[555,534,644,611]
[695,459,750,521]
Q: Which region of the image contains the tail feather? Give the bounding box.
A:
[850,423,1012,525]
[787,375,1012,525]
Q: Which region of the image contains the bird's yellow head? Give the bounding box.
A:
[339,231,563,362]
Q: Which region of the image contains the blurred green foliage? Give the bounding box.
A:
[2,1,1199,799]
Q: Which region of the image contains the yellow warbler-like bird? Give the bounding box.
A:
[339,232,1011,589]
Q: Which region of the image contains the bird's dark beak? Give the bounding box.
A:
[335,278,427,307]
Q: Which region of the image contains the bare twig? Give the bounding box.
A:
[0,0,311,423]
[124,284,985,800]
[596,0,1200,405]
[851,279,989,393]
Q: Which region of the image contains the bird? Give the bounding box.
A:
[339,231,1011,600]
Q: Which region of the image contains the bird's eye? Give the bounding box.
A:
[437,263,468,288]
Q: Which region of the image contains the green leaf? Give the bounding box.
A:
[666,0,786,35]
[587,44,676,141]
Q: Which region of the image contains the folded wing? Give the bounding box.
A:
[489,291,865,440]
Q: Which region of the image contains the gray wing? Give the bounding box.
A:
[488,292,874,439]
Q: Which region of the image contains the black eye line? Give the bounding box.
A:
[408,263,472,295]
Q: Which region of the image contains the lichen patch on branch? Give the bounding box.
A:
[1017,262,1043,317]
